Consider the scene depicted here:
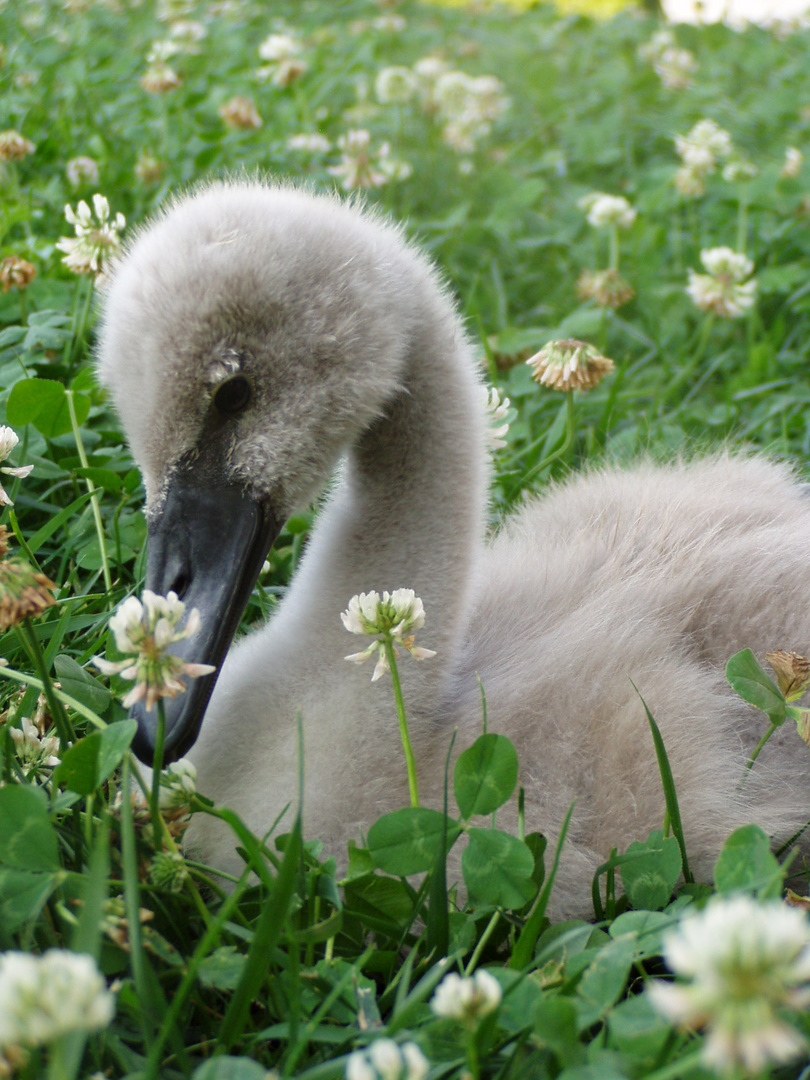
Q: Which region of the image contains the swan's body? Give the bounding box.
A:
[97,182,810,919]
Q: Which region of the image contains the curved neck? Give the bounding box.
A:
[274,298,488,704]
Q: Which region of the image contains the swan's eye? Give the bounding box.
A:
[214,375,251,415]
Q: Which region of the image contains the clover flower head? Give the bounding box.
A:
[526,339,615,393]
[169,19,207,51]
[0,950,115,1051]
[675,119,733,175]
[9,717,60,774]
[576,267,635,309]
[135,150,165,184]
[158,757,197,809]
[722,158,758,183]
[342,589,435,681]
[345,1039,428,1080]
[648,896,810,1076]
[140,63,181,93]
[146,39,180,64]
[431,969,502,1023]
[375,66,418,104]
[412,55,449,110]
[781,147,803,179]
[258,32,299,61]
[372,13,406,32]
[654,47,697,89]
[0,130,35,162]
[286,133,332,154]
[0,525,55,629]
[56,194,125,283]
[674,165,707,198]
[687,246,756,319]
[0,426,33,506]
[218,95,262,130]
[328,130,411,190]
[0,256,35,294]
[481,385,510,450]
[766,650,810,701]
[257,32,306,86]
[94,590,214,711]
[637,28,675,63]
[149,850,190,893]
[579,192,637,229]
[66,155,99,187]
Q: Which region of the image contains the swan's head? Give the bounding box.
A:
[96,181,429,762]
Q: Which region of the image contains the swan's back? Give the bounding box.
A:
[447,454,810,916]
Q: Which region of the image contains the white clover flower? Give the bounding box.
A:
[257,32,306,86]
[722,158,758,182]
[372,13,406,32]
[375,66,418,104]
[286,133,332,153]
[168,19,207,51]
[140,63,182,93]
[257,57,308,87]
[781,147,803,178]
[0,426,33,507]
[258,32,299,61]
[94,590,214,711]
[434,70,475,118]
[159,757,197,809]
[9,716,60,774]
[578,192,637,229]
[345,1040,428,1080]
[0,950,114,1050]
[328,130,410,191]
[412,55,449,111]
[66,155,99,187]
[481,385,510,450]
[146,39,180,63]
[342,589,436,682]
[637,28,674,63]
[675,119,733,175]
[674,165,706,198]
[430,969,502,1023]
[648,896,810,1076]
[687,246,756,319]
[55,194,125,283]
[654,47,696,89]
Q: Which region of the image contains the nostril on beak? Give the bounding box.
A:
[170,571,190,599]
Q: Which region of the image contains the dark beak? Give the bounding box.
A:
[129,478,281,765]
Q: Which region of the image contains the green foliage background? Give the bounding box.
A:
[1,0,810,1078]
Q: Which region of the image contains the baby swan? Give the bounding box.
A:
[97,181,810,920]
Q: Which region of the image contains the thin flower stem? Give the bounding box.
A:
[66,389,112,592]
[150,701,167,853]
[17,619,75,746]
[384,638,419,808]
[8,507,42,571]
[743,721,777,774]
[522,390,575,485]
[736,197,748,254]
[464,909,501,976]
[643,1050,704,1080]
[609,223,620,271]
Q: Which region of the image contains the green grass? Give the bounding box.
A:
[1,0,810,1077]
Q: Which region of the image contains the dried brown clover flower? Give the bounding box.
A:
[526,339,615,392]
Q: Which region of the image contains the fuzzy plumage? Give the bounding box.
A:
[97,181,810,919]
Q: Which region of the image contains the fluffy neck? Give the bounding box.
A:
[267,286,488,710]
